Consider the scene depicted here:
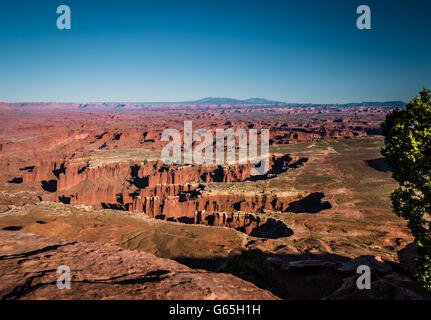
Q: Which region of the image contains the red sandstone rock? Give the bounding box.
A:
[0,231,278,300]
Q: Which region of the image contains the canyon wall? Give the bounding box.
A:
[9,155,299,237]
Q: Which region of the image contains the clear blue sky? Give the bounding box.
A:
[0,0,430,103]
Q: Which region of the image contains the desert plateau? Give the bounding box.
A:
[0,101,428,300]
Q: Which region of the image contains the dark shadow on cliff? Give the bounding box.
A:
[178,188,202,202]
[174,250,350,300]
[58,196,71,204]
[101,203,126,210]
[397,242,418,274]
[365,158,391,172]
[19,166,35,171]
[365,127,382,135]
[285,192,332,213]
[249,218,293,239]
[112,133,122,141]
[177,216,195,224]
[173,248,430,300]
[246,155,308,182]
[168,215,293,240]
[204,166,225,182]
[2,226,23,231]
[129,164,149,188]
[52,163,65,179]
[8,177,23,184]
[95,132,107,140]
[41,180,57,192]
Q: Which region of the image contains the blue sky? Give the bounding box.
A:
[0,0,430,103]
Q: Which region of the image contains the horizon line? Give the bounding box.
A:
[1,98,407,106]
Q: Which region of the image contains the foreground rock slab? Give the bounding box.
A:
[0,231,278,300]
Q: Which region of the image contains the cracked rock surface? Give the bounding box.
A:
[0,231,278,300]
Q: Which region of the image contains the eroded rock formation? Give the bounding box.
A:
[10,154,304,237]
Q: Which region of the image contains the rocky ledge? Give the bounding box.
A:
[0,231,277,300]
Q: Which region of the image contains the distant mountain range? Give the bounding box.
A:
[337,101,406,108]
[1,98,406,109]
[158,97,406,107]
[178,97,286,105]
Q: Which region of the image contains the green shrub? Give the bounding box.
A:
[382,88,431,291]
